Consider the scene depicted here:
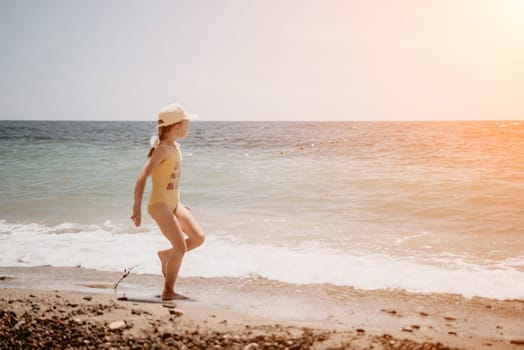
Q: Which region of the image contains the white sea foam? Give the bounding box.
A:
[394,231,429,245]
[1,220,523,300]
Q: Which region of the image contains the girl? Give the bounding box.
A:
[131,103,205,300]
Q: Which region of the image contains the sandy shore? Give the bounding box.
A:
[1,266,523,349]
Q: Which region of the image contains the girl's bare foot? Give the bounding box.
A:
[161,291,189,301]
[157,250,170,277]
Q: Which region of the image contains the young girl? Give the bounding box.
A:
[131,103,205,300]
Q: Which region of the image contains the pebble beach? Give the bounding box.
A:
[1,266,523,349]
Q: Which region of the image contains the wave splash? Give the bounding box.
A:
[1,220,523,300]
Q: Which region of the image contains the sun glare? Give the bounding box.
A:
[502,0,524,29]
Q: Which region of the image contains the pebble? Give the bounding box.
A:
[511,339,524,345]
[171,308,184,317]
[381,309,397,315]
[108,320,126,331]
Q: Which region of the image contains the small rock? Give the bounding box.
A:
[381,309,397,315]
[402,327,413,333]
[444,316,457,321]
[83,296,93,301]
[411,324,421,330]
[419,312,429,316]
[108,320,126,331]
[169,308,184,317]
[161,331,171,340]
[244,343,259,350]
[511,339,524,345]
[448,331,458,336]
[131,309,141,315]
[356,328,365,334]
[162,304,176,309]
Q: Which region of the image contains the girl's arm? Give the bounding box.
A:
[131,147,168,227]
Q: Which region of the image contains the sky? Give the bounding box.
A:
[0,0,523,121]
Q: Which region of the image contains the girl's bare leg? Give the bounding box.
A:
[157,249,172,277]
[149,203,187,300]
[158,205,205,277]
[175,204,206,250]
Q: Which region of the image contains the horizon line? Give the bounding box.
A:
[0,119,522,123]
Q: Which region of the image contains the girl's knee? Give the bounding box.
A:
[195,231,205,247]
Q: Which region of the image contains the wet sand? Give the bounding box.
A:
[1,266,523,349]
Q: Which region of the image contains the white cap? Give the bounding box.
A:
[157,103,198,127]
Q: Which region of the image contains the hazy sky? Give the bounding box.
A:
[1,0,523,121]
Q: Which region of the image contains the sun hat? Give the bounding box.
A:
[157,103,198,127]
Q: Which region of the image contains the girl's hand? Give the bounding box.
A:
[131,206,141,227]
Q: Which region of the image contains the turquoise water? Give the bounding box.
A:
[1,120,523,299]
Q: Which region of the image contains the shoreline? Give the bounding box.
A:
[1,266,523,349]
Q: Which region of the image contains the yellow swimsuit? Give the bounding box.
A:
[148,144,182,212]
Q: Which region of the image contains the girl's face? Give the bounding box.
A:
[173,119,189,139]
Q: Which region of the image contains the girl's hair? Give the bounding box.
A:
[147,120,175,158]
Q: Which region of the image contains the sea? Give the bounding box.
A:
[1,120,523,300]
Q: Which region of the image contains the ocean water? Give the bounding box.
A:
[1,120,523,299]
